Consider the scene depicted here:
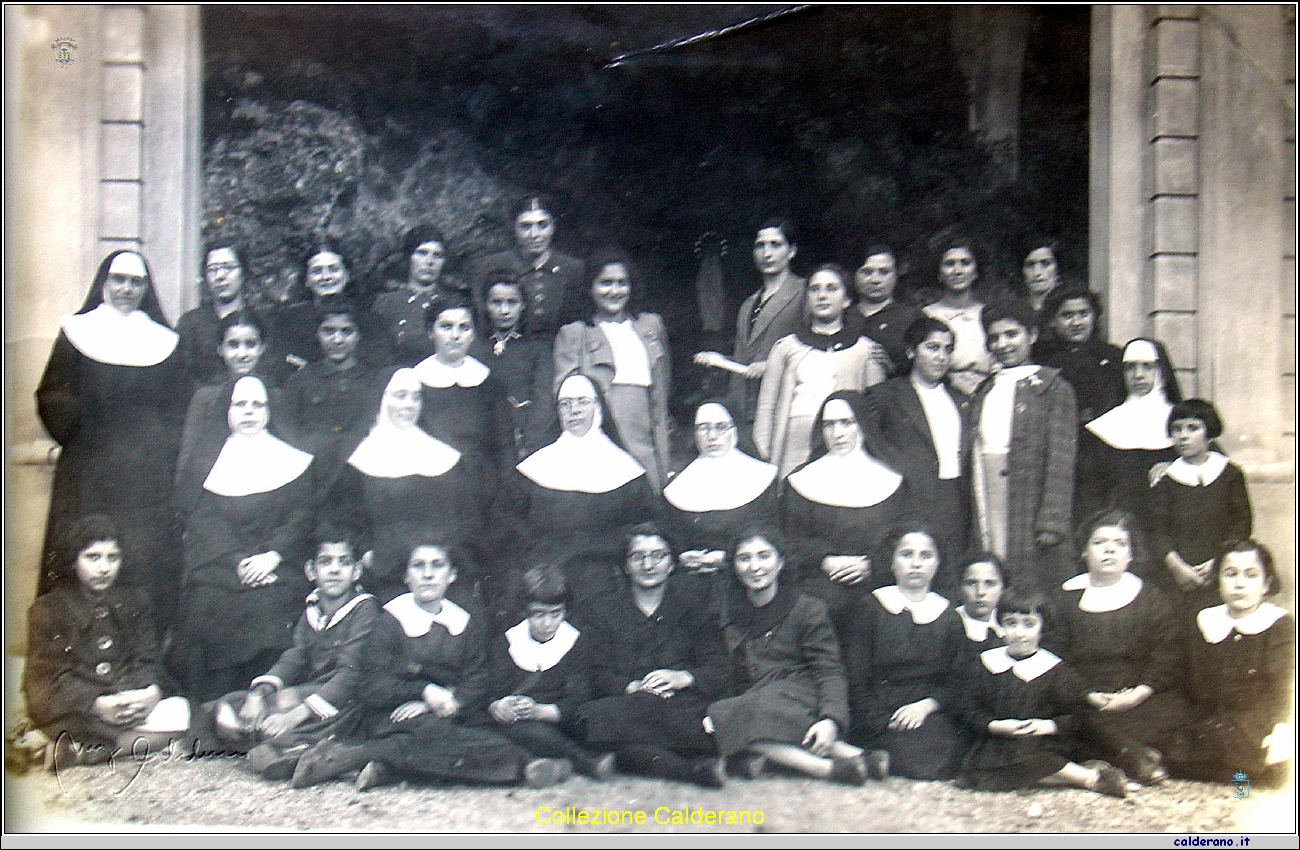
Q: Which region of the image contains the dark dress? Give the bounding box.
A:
[175,305,227,389]
[476,623,601,768]
[708,586,850,757]
[469,334,555,460]
[577,577,729,757]
[1039,339,1126,426]
[371,283,465,367]
[279,359,377,461]
[36,333,187,623]
[953,648,1092,791]
[24,583,177,749]
[1075,432,1176,527]
[358,603,531,785]
[175,472,315,701]
[859,300,923,378]
[472,249,586,340]
[1166,605,1294,782]
[665,483,777,559]
[1055,575,1195,776]
[843,588,968,779]
[1147,457,1253,611]
[781,480,906,630]
[418,376,514,493]
[328,462,482,602]
[493,470,656,621]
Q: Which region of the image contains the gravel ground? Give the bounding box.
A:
[5,755,1294,835]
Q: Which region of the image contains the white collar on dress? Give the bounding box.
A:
[383,593,469,637]
[505,619,580,672]
[517,423,645,494]
[1196,602,1289,644]
[664,450,776,513]
[956,605,1005,642]
[413,355,490,388]
[304,591,375,632]
[203,430,313,497]
[61,304,179,367]
[787,450,903,509]
[980,647,1062,682]
[873,586,950,624]
[1084,389,1174,450]
[1061,571,1143,613]
[1161,452,1229,487]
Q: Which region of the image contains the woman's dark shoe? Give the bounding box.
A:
[830,754,868,786]
[864,749,890,780]
[582,752,617,782]
[355,760,396,792]
[1089,761,1129,798]
[245,741,309,781]
[290,738,370,788]
[726,752,768,780]
[523,757,573,788]
[690,756,727,788]
[1123,746,1168,786]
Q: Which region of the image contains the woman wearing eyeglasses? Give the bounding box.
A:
[494,374,654,620]
[663,401,779,577]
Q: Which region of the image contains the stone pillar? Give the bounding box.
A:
[5,5,203,654]
[1091,5,1151,343]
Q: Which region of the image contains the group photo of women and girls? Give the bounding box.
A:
[23,195,1293,802]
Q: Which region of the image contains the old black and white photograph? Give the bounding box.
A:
[4,4,1296,839]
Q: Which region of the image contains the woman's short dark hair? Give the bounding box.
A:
[981,297,1038,335]
[512,194,557,224]
[588,247,640,288]
[304,244,347,274]
[521,564,570,606]
[314,295,360,328]
[903,314,955,353]
[625,520,675,555]
[1167,398,1224,440]
[203,242,245,273]
[425,291,476,331]
[1075,508,1150,571]
[1021,236,1059,260]
[1213,539,1279,592]
[808,262,855,307]
[730,525,788,562]
[877,519,943,574]
[402,224,447,257]
[757,216,798,246]
[405,535,463,569]
[218,308,270,345]
[862,243,896,265]
[1041,286,1104,342]
[999,584,1055,635]
[935,235,980,267]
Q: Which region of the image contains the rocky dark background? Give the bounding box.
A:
[201,5,1090,404]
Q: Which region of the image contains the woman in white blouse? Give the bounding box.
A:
[554,248,670,492]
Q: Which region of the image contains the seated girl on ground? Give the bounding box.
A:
[953,585,1128,798]
[24,515,191,767]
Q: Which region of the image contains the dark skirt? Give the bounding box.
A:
[854,682,966,780]
[577,691,716,756]
[707,674,820,757]
[960,733,1073,791]
[365,713,529,786]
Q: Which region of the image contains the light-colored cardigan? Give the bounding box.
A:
[754,333,886,474]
